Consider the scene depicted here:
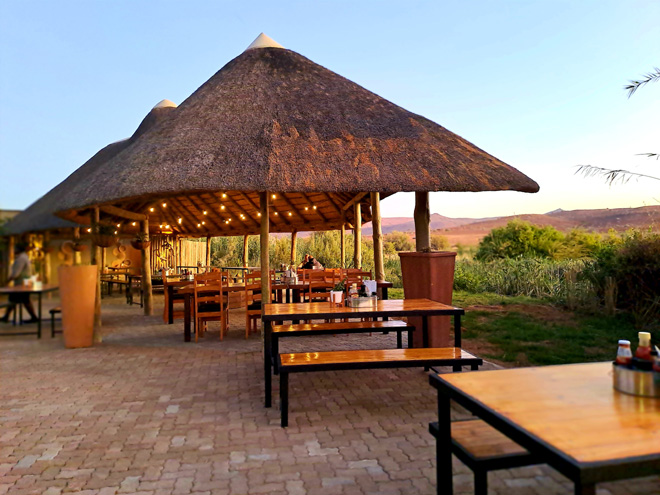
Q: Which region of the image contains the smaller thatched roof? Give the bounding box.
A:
[3,100,178,236]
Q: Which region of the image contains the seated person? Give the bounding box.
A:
[299,254,312,269]
[309,256,323,270]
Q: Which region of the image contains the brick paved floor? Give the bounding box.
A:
[0,294,658,495]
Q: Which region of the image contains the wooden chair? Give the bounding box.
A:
[193,271,228,341]
[303,269,337,303]
[162,269,187,323]
[245,271,269,339]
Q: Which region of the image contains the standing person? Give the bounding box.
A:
[0,242,39,323]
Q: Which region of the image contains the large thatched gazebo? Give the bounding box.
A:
[54,33,538,315]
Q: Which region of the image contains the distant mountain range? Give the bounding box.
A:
[362,205,660,246]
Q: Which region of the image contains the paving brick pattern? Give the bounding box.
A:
[0,295,657,494]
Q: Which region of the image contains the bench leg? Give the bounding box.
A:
[471,364,479,371]
[474,470,487,495]
[396,330,402,349]
[408,329,413,349]
[273,335,279,375]
[280,371,289,428]
[264,321,272,408]
[51,313,55,338]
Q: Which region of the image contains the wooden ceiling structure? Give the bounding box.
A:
[66,190,379,238]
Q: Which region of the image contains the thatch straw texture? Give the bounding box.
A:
[54,45,538,236]
[4,103,177,236]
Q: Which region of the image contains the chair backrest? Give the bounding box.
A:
[245,270,269,306]
[193,271,224,310]
[341,269,372,295]
[307,269,337,299]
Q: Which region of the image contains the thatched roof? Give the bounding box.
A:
[54,35,538,237]
[3,101,177,236]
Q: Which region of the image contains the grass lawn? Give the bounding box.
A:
[388,288,640,367]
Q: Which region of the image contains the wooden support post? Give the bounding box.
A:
[414,192,431,251]
[91,208,102,343]
[340,223,346,268]
[140,219,153,315]
[43,232,51,285]
[73,227,82,265]
[353,203,362,269]
[243,234,249,268]
[259,192,270,312]
[7,236,15,283]
[206,236,211,271]
[371,192,385,281]
[290,230,297,266]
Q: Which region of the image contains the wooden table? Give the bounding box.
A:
[262,298,465,408]
[430,362,660,495]
[168,282,246,342]
[0,284,59,338]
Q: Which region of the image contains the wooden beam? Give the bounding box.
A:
[342,192,369,211]
[322,192,344,216]
[223,193,261,227]
[243,234,249,268]
[100,205,147,221]
[371,193,385,281]
[206,236,211,270]
[291,230,297,266]
[185,195,231,235]
[92,207,102,343]
[300,192,328,222]
[353,203,362,269]
[238,191,286,227]
[279,195,308,223]
[414,192,431,251]
[340,223,345,269]
[259,192,270,314]
[140,218,153,315]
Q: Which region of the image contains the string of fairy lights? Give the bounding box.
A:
[92,192,326,236]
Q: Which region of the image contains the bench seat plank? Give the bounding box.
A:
[278,348,482,427]
[273,320,411,334]
[280,347,477,368]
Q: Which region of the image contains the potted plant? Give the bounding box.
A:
[131,232,151,250]
[92,224,116,248]
[330,278,346,306]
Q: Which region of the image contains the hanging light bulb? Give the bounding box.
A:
[203,210,207,215]
[116,223,120,228]
[162,203,167,208]
[288,212,292,216]
[131,222,136,226]
[114,231,118,235]
[313,205,317,210]
[197,223,201,227]
[304,206,309,210]
[272,194,277,199]
[87,228,92,233]
[166,225,170,229]
[257,212,261,217]
[222,193,227,198]
[274,212,278,216]
[202,221,205,225]
[220,205,225,210]
[149,207,154,212]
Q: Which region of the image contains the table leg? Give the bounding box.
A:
[575,481,595,495]
[292,289,301,324]
[273,334,280,375]
[382,287,388,300]
[423,315,429,348]
[437,392,453,495]
[285,288,291,304]
[37,292,42,339]
[265,320,273,407]
[453,314,462,372]
[168,286,174,324]
[184,293,191,342]
[423,315,429,370]
[280,370,289,428]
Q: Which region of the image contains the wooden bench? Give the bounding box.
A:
[277,348,482,427]
[50,307,62,337]
[271,320,415,373]
[429,420,539,495]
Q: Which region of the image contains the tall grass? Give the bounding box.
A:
[454,258,597,305]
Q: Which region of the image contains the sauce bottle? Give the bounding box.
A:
[635,332,652,361]
[616,340,632,366]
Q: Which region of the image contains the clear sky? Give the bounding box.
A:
[1,0,658,219]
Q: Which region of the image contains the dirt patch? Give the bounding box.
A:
[461,338,515,368]
[468,303,578,327]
